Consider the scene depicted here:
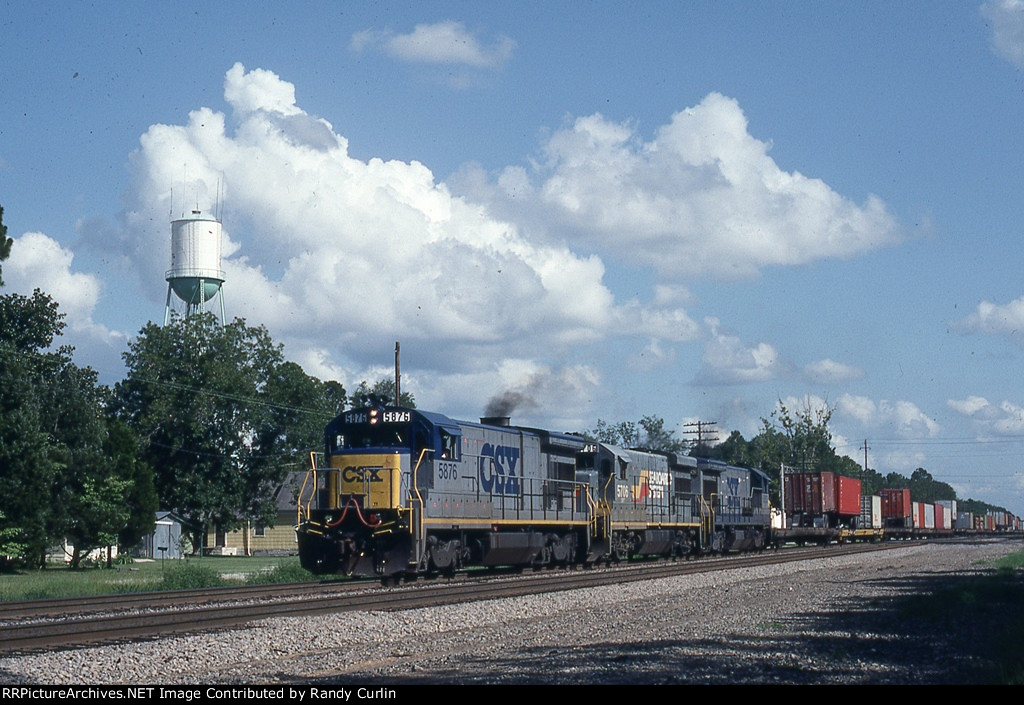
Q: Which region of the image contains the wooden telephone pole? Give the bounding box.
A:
[683,420,718,449]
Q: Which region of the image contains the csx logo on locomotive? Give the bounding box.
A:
[478,443,520,495]
[342,465,385,483]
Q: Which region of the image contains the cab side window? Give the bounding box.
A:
[440,430,461,461]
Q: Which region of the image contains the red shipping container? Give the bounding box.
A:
[784,472,835,514]
[835,475,861,517]
[880,488,912,520]
[784,472,860,517]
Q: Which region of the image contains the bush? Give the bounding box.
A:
[246,560,315,585]
[160,562,226,590]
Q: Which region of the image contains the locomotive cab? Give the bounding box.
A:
[297,404,450,576]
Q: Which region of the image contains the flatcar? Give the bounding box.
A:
[295,403,773,578]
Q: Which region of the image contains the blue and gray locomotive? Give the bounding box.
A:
[295,403,772,577]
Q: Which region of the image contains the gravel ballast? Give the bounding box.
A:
[1,539,1020,685]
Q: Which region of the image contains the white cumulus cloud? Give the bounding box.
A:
[4,231,126,364]
[803,358,864,384]
[837,393,940,439]
[948,395,1024,435]
[954,295,1024,344]
[458,92,900,280]
[351,21,515,68]
[101,63,695,418]
[982,0,1024,69]
[697,317,782,384]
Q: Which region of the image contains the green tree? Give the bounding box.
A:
[763,400,836,472]
[105,418,158,556]
[586,415,685,454]
[636,415,687,453]
[907,467,956,504]
[883,471,907,488]
[114,313,339,550]
[43,355,112,568]
[589,419,639,447]
[0,511,27,565]
[705,430,752,465]
[353,377,414,408]
[249,361,345,521]
[0,288,145,568]
[0,289,67,565]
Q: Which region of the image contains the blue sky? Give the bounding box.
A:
[3,1,1024,516]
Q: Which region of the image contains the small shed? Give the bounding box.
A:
[140,511,191,559]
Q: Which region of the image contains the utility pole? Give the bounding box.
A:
[863,439,869,481]
[683,420,718,451]
[394,341,401,407]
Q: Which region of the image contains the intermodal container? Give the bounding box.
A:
[835,475,862,517]
[881,489,912,521]
[784,472,834,514]
[784,472,862,518]
[860,495,881,529]
[937,501,956,529]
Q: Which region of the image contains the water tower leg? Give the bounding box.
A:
[192,278,205,318]
[164,284,174,326]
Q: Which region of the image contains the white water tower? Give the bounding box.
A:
[163,210,226,325]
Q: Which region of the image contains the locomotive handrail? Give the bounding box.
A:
[582,484,598,536]
[408,447,433,509]
[427,477,595,524]
[409,447,433,568]
[296,451,318,525]
[598,473,615,540]
[697,494,712,546]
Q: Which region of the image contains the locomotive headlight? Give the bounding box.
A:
[369,408,379,425]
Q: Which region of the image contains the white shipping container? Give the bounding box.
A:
[936,500,956,530]
[860,495,882,529]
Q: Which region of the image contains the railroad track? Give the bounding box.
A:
[0,579,371,620]
[0,542,913,655]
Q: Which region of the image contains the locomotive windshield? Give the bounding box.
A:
[328,408,420,452]
[326,407,458,461]
[331,425,410,451]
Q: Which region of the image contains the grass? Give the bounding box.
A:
[993,549,1024,572]
[902,548,1024,684]
[0,555,319,601]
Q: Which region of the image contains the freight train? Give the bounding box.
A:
[295,403,1021,577]
[295,404,772,577]
[775,473,1023,544]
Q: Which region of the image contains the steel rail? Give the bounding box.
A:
[0,541,920,655]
